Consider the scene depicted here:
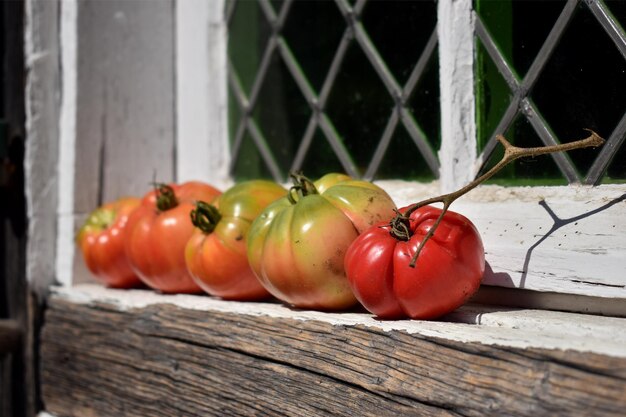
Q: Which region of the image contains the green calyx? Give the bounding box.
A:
[287,172,319,205]
[190,201,222,234]
[154,183,178,211]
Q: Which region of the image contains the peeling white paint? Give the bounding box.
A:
[437,0,477,193]
[24,0,61,294]
[51,284,626,358]
[56,0,78,287]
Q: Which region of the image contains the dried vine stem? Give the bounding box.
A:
[397,130,605,268]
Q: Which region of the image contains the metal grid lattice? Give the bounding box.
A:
[226,0,439,182]
[475,0,626,185]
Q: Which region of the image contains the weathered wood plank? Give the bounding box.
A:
[41,287,626,417]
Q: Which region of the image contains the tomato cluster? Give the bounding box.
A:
[77,174,486,320]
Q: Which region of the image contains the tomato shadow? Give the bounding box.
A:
[519,192,626,288]
[481,260,514,288]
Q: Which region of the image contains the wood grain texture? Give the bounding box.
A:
[41,294,626,417]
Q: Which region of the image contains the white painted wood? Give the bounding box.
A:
[56,0,77,288]
[176,0,231,189]
[73,0,176,213]
[24,0,61,295]
[437,0,477,193]
[51,284,626,358]
[377,180,626,299]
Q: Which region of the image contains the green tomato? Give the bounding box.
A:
[247,173,397,310]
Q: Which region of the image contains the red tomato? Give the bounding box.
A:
[344,205,485,319]
[77,197,142,288]
[185,180,286,300]
[247,173,397,310]
[125,181,221,293]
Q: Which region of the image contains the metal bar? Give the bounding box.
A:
[290,115,319,173]
[402,28,438,100]
[585,111,626,184]
[352,21,402,97]
[319,114,359,177]
[276,38,317,104]
[227,61,250,111]
[246,118,284,181]
[364,110,399,180]
[258,0,277,24]
[334,0,353,18]
[247,0,292,111]
[474,14,520,91]
[224,0,237,25]
[521,0,577,93]
[228,119,249,174]
[587,0,626,61]
[0,319,21,355]
[275,0,293,26]
[226,62,251,171]
[247,36,279,111]
[400,108,440,177]
[353,21,402,98]
[289,26,353,175]
[318,28,353,106]
[476,95,521,173]
[353,0,367,16]
[522,98,581,183]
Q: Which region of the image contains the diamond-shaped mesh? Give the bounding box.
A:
[226,0,440,182]
[475,0,626,185]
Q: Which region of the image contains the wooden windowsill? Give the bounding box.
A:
[41,284,626,416]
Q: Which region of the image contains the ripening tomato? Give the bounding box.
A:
[247,173,397,310]
[344,205,485,320]
[185,180,286,300]
[125,181,221,293]
[77,197,142,288]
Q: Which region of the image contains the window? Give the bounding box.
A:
[227,0,440,181]
[223,0,626,311]
[476,0,626,185]
[227,0,626,185]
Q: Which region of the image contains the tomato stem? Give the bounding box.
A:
[190,201,222,234]
[154,183,178,211]
[389,209,412,241]
[391,130,606,268]
[287,172,319,204]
